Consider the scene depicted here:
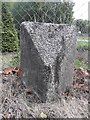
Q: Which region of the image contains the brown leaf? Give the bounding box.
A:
[75,67,89,78]
[13,67,22,76]
[3,67,14,75]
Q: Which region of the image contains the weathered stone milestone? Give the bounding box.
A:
[20,22,76,102]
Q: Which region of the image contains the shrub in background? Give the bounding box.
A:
[2,3,18,52]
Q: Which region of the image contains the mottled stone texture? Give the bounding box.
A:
[20,22,76,102]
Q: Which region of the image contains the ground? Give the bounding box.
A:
[0,74,89,118]
[0,37,90,118]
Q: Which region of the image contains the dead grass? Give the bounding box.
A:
[0,74,89,119]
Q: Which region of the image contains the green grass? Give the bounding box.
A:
[77,36,90,40]
[76,41,89,47]
[74,59,88,69]
[0,53,18,70]
[77,36,90,47]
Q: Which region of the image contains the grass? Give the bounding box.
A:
[76,41,89,47]
[1,52,88,70]
[0,52,18,70]
[77,36,90,48]
[77,36,90,47]
[74,59,88,69]
[77,36,90,40]
[75,38,89,69]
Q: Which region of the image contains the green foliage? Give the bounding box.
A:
[1,3,18,52]
[75,19,89,34]
[11,2,74,30]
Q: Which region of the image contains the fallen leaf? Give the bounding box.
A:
[3,67,14,75]
[75,67,89,78]
[40,112,47,118]
[13,67,22,76]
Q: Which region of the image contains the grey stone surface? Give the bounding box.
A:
[20,22,76,102]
